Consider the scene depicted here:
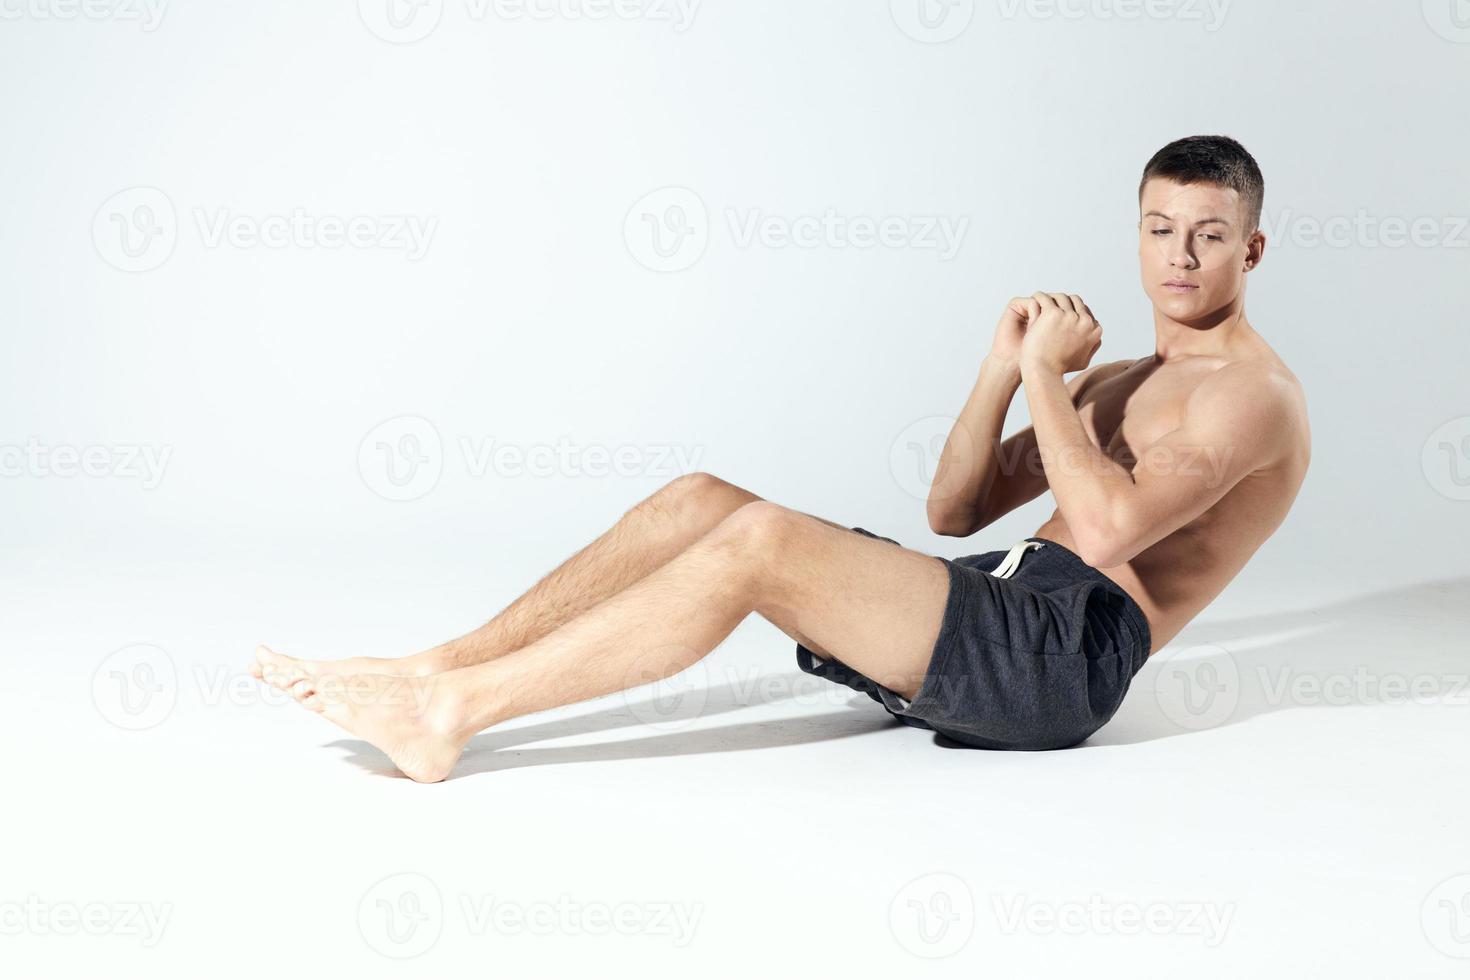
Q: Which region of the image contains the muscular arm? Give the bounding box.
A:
[926,357,1116,537]
[1022,360,1293,567]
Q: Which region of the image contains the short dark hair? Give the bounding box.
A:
[1138,135,1265,234]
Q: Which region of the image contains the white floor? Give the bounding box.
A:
[6,553,1469,978]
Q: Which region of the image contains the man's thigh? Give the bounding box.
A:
[740,506,950,701]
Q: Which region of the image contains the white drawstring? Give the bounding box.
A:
[989,539,1044,579]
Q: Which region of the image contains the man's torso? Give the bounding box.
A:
[1031,345,1311,654]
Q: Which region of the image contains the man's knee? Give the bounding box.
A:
[711,500,806,556]
[662,471,760,520]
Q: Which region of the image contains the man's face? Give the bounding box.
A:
[1137,177,1263,323]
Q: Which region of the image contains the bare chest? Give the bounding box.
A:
[1077,361,1218,467]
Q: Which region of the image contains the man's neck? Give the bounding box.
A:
[1150,298,1253,363]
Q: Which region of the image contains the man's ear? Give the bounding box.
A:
[1244,229,1267,271]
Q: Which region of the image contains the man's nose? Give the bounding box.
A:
[1168,241,1200,270]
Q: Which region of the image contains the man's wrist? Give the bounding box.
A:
[981,355,1023,385]
[1019,355,1060,381]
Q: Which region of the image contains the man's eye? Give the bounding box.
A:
[1151,229,1171,236]
[1200,234,1223,242]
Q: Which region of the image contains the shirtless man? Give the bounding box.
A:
[253,134,1309,781]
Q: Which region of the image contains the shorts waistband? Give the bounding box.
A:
[1001,536,1153,667]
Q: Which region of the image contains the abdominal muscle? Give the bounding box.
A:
[1030,463,1298,656]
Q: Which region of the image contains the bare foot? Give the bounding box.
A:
[250,644,437,692]
[265,661,471,783]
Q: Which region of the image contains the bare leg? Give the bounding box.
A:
[251,472,768,684]
[257,501,950,782]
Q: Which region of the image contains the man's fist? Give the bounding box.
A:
[1016,292,1102,375]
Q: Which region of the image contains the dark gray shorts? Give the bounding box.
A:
[795,527,1152,750]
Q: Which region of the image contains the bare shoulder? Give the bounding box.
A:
[1193,356,1310,463]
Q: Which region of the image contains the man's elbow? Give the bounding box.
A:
[1074,523,1130,569]
[927,502,979,538]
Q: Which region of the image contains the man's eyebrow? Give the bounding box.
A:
[1143,210,1232,227]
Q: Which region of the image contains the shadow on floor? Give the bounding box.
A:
[1090,574,1470,746]
[326,575,1470,777]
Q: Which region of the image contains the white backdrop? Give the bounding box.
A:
[3,1,1468,977]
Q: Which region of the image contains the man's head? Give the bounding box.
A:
[1137,134,1266,324]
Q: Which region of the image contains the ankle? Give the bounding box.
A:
[412,646,459,675]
